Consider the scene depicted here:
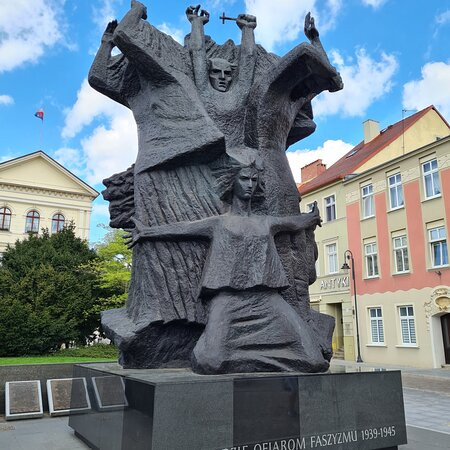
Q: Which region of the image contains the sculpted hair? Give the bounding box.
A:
[212,156,265,204]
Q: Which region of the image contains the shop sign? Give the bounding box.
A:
[320,276,349,291]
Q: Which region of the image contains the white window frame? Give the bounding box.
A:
[305,202,315,213]
[398,305,417,346]
[429,226,448,268]
[365,242,379,278]
[388,173,404,210]
[393,235,409,273]
[368,307,384,345]
[324,194,336,222]
[361,184,374,218]
[422,158,441,199]
[325,242,338,274]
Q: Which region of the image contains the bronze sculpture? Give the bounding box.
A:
[91,1,343,373]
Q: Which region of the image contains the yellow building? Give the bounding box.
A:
[0,151,98,253]
[299,106,450,368]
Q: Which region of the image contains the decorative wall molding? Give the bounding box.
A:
[424,285,450,331]
[0,182,93,201]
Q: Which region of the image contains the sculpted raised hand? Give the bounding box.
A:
[101,20,118,44]
[236,14,257,30]
[186,5,210,24]
[304,12,319,41]
[131,0,147,20]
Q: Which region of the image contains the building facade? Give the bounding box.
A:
[0,151,98,254]
[299,106,450,368]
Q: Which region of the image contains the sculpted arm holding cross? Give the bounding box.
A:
[186,5,257,93]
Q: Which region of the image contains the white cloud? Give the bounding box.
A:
[80,110,137,185]
[313,48,398,118]
[435,10,450,26]
[62,79,125,139]
[204,0,237,11]
[0,95,14,105]
[320,0,343,33]
[53,147,85,178]
[157,23,185,45]
[243,0,343,52]
[244,0,313,52]
[60,79,137,185]
[403,61,450,119]
[92,0,119,30]
[287,139,354,183]
[0,0,65,73]
[92,202,110,218]
[361,0,387,8]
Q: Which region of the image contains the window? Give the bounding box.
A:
[398,305,416,345]
[326,243,338,274]
[393,235,409,273]
[324,195,336,222]
[305,202,315,213]
[429,226,448,267]
[361,184,374,218]
[365,242,379,277]
[0,207,11,231]
[52,213,65,233]
[388,173,404,209]
[25,210,40,233]
[369,308,384,344]
[422,158,440,198]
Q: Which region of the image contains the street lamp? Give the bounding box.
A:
[341,250,363,363]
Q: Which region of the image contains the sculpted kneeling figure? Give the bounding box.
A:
[126,154,328,374]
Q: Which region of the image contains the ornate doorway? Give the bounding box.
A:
[441,313,450,364]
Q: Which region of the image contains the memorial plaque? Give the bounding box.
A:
[47,377,91,416]
[92,375,128,410]
[5,380,43,420]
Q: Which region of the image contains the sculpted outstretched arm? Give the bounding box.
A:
[89,21,129,107]
[265,13,342,104]
[236,14,257,85]
[186,5,210,90]
[126,217,216,247]
[113,1,176,84]
[270,202,322,235]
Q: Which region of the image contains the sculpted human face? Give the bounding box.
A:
[234,168,259,201]
[209,58,233,92]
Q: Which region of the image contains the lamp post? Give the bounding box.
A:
[341,250,363,363]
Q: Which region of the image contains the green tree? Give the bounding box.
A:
[92,226,132,313]
[0,224,100,356]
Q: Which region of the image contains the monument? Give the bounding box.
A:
[93,0,341,374]
[70,3,407,449]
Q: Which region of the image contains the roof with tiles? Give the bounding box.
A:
[298,105,449,196]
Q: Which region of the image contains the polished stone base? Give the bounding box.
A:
[69,363,407,450]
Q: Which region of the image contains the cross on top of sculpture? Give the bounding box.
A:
[91,0,343,374]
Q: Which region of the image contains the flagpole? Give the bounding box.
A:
[34,109,44,150]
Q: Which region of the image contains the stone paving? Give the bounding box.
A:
[0,416,88,450]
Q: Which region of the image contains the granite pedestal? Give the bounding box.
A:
[69,363,406,450]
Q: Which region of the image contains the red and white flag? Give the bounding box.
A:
[34,109,44,121]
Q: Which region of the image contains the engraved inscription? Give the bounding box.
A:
[9,382,40,414]
[221,425,398,449]
[51,378,88,411]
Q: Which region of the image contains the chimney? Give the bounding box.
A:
[301,159,327,183]
[363,119,380,144]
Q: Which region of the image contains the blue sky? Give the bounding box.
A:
[0,0,449,244]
